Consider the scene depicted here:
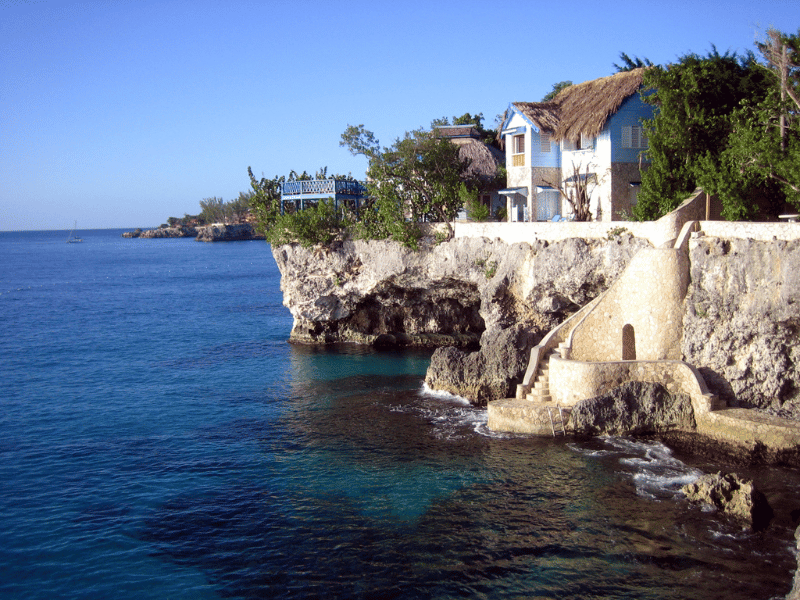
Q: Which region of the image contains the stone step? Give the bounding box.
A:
[527,392,552,403]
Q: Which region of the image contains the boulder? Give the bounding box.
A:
[681,471,773,530]
[570,381,695,436]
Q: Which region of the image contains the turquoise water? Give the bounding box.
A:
[1,229,798,599]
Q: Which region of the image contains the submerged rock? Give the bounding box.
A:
[681,471,773,530]
[570,381,695,436]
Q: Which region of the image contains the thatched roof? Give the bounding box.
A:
[458,140,503,183]
[510,101,561,133]
[510,68,647,142]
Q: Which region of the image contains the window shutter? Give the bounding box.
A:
[631,126,641,148]
[622,126,632,148]
[540,132,551,153]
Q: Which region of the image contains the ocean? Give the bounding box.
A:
[1,228,798,600]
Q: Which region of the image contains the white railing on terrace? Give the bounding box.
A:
[280,179,367,198]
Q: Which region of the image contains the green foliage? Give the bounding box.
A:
[266,198,349,248]
[606,226,629,240]
[716,28,800,213]
[613,52,653,72]
[634,47,774,220]
[247,166,283,235]
[542,81,572,102]
[460,184,490,222]
[340,123,472,247]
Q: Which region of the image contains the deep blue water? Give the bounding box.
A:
[1,228,799,600]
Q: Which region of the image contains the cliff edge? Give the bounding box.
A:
[272,234,649,404]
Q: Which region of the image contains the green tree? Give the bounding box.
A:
[247,167,283,234]
[633,48,773,220]
[541,81,572,102]
[613,52,653,72]
[340,124,472,247]
[716,28,800,213]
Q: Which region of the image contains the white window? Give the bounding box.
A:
[562,135,593,151]
[512,134,525,166]
[540,132,551,153]
[622,126,647,149]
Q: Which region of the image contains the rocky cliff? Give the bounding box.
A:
[195,223,264,242]
[274,232,800,414]
[272,234,650,404]
[682,236,800,416]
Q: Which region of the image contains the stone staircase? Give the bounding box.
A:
[525,342,570,403]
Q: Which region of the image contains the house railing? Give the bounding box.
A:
[280,179,368,198]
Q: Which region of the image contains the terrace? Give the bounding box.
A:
[280,179,368,214]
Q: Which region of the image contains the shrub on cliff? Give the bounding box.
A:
[340,123,474,245]
[267,198,351,248]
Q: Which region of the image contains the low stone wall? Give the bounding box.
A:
[698,221,800,241]
[548,357,718,414]
[453,220,667,246]
[454,188,709,248]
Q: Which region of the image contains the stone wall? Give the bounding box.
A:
[699,221,800,241]
[456,188,709,248]
[568,247,688,362]
[548,357,718,415]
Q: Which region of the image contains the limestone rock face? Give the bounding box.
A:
[682,238,800,416]
[681,471,773,530]
[195,223,264,242]
[123,226,197,238]
[570,381,695,436]
[273,235,649,404]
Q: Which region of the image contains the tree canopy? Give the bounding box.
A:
[340,123,473,247]
[541,81,572,102]
[613,52,653,72]
[633,45,779,220]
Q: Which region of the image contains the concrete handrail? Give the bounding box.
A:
[520,294,605,390]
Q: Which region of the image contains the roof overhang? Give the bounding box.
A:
[498,187,528,197]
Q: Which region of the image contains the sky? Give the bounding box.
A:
[1,0,798,231]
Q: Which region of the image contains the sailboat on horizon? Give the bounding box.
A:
[66,221,83,243]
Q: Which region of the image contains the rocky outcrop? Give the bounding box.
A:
[195,223,264,242]
[272,234,650,404]
[570,381,695,436]
[787,526,800,600]
[123,223,264,241]
[681,471,773,530]
[682,237,800,417]
[122,226,197,238]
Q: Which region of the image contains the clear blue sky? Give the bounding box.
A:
[1,0,798,230]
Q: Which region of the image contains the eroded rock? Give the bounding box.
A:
[682,238,800,416]
[681,471,773,530]
[570,381,695,436]
[272,235,649,403]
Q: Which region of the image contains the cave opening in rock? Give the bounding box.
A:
[344,281,485,344]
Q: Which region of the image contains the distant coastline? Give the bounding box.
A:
[122,223,264,242]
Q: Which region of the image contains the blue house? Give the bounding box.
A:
[499,68,653,221]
